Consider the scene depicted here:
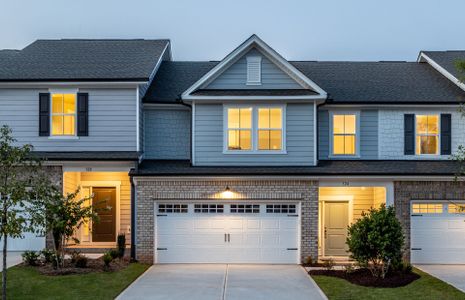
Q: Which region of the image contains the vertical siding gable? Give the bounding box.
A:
[205,48,302,90]
[318,110,330,159]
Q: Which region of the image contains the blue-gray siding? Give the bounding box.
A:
[0,88,137,151]
[318,109,378,159]
[194,103,315,166]
[205,48,302,89]
[144,108,191,159]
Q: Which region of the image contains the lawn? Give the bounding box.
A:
[5,263,149,300]
[311,268,465,300]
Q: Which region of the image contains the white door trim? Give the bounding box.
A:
[319,195,353,257]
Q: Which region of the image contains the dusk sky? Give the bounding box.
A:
[1,0,463,61]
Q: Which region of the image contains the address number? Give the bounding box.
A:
[85,167,93,172]
[342,181,350,186]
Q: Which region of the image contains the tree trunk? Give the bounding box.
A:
[3,232,7,300]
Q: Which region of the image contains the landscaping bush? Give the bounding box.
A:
[323,258,335,270]
[117,233,126,258]
[346,204,404,278]
[22,251,40,266]
[41,248,55,264]
[103,252,113,267]
[69,250,82,264]
[109,249,120,260]
[74,255,88,268]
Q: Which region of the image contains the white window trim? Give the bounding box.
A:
[223,104,287,154]
[246,56,262,85]
[49,89,79,139]
[414,114,441,157]
[329,111,360,158]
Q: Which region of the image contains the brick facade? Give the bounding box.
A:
[394,180,465,260]
[135,179,319,264]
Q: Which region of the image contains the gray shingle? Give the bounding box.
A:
[31,151,140,161]
[0,39,169,81]
[422,51,465,80]
[143,60,465,104]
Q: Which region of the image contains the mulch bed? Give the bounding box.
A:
[309,268,420,288]
[26,258,130,276]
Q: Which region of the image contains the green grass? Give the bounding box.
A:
[311,268,465,300]
[5,263,149,300]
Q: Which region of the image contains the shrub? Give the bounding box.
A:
[109,249,120,260]
[346,204,404,279]
[117,233,126,258]
[392,260,413,274]
[304,256,313,265]
[41,248,55,264]
[69,250,82,263]
[323,258,335,270]
[74,255,88,268]
[22,251,40,266]
[344,264,355,273]
[103,252,113,267]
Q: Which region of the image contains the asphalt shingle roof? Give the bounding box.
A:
[0,39,169,81]
[31,151,140,161]
[143,60,465,104]
[133,159,461,176]
[422,51,465,80]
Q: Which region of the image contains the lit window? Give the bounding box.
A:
[227,108,252,150]
[416,115,439,155]
[412,203,443,214]
[333,114,356,155]
[448,204,465,214]
[258,108,282,150]
[51,94,76,136]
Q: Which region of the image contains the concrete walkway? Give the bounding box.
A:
[0,252,23,269]
[117,264,327,300]
[416,265,465,293]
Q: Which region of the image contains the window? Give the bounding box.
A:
[194,204,224,213]
[412,203,443,214]
[158,204,188,213]
[227,108,252,150]
[225,106,284,152]
[266,204,296,214]
[416,115,439,155]
[332,114,356,155]
[448,204,465,214]
[51,93,76,136]
[246,56,261,85]
[258,108,282,150]
[230,204,260,213]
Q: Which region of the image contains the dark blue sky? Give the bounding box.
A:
[1,0,463,61]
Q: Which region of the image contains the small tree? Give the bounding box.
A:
[30,179,98,269]
[346,204,404,279]
[0,125,42,299]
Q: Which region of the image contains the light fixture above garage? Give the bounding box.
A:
[222,186,234,199]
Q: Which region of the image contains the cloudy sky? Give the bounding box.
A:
[0,0,463,61]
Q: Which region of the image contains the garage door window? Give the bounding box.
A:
[194,204,224,213]
[412,203,443,214]
[230,204,260,213]
[266,204,296,214]
[448,204,465,214]
[158,204,188,213]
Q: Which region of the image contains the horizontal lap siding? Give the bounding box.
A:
[0,88,137,151]
[144,109,191,159]
[320,187,377,221]
[194,103,315,166]
[206,48,301,89]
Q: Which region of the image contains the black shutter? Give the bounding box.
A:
[77,93,89,136]
[404,114,415,155]
[441,114,452,155]
[39,93,50,136]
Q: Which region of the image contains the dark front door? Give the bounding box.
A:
[92,187,116,242]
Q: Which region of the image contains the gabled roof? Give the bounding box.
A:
[419,51,465,91]
[181,35,327,100]
[143,60,465,104]
[0,39,170,82]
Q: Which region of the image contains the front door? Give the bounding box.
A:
[324,201,349,256]
[92,187,116,242]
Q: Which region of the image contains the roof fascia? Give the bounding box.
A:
[182,95,326,101]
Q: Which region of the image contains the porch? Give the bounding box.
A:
[63,171,131,251]
[318,184,391,260]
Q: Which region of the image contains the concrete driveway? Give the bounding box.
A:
[117,264,327,300]
[0,252,23,269]
[416,265,465,293]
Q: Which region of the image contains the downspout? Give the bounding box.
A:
[130,162,138,260]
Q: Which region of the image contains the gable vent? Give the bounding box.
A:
[246,56,262,85]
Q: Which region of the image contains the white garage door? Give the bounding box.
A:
[411,201,465,264]
[7,232,45,251]
[155,202,300,264]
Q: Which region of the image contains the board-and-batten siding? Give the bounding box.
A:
[144,108,191,159]
[0,88,137,151]
[194,103,315,166]
[318,109,378,159]
[205,48,302,89]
